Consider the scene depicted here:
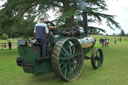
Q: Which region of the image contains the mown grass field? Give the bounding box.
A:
[0,36,128,85]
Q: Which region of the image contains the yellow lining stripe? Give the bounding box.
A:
[81,43,93,48]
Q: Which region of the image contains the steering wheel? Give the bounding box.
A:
[45,21,61,35]
[45,21,55,26]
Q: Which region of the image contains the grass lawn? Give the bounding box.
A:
[0,39,128,85]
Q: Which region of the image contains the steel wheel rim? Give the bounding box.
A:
[91,48,103,69]
[52,38,84,81]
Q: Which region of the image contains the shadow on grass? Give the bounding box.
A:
[28,62,100,85]
[29,73,67,84]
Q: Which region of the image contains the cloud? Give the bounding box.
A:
[0,0,6,6]
[104,0,128,34]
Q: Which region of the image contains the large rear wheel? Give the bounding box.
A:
[51,38,84,81]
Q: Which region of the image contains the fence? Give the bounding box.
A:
[0,43,17,50]
[0,39,18,50]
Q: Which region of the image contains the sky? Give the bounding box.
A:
[102,0,128,35]
[0,0,128,35]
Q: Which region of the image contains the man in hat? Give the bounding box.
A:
[34,17,49,58]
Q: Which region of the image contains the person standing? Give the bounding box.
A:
[107,39,109,46]
[114,38,117,44]
[105,39,109,47]
[34,17,49,58]
[99,38,102,44]
[8,40,12,50]
[120,37,122,42]
[101,38,104,47]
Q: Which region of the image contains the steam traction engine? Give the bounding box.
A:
[16,11,103,81]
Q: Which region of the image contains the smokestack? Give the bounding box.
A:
[76,0,88,36]
[83,10,88,36]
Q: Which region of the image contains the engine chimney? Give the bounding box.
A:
[82,10,88,36]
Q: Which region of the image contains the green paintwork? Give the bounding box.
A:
[18,46,51,75]
[16,27,103,81]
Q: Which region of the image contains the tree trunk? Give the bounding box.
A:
[65,15,74,29]
[62,1,75,30]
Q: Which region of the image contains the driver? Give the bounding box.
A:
[34,17,49,58]
[34,17,56,58]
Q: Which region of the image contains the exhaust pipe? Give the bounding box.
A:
[82,10,88,36]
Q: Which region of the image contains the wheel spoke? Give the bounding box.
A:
[60,55,74,60]
[95,56,98,60]
[62,47,70,55]
[69,66,75,76]
[93,56,97,64]
[72,65,76,73]
[69,46,72,55]
[64,66,67,76]
[60,57,68,60]
[61,63,68,70]
[61,63,68,76]
[73,42,77,46]
[96,61,98,67]
[68,41,74,55]
[74,53,82,57]
[71,61,77,72]
[72,46,75,56]
[60,60,65,66]
[97,56,100,61]
[72,60,77,66]
[97,57,101,64]
[60,51,67,57]
[94,55,101,68]
[96,51,99,56]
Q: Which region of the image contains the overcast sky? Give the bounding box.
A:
[0,0,128,35]
[103,0,128,35]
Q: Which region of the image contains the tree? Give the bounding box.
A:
[0,0,121,37]
[0,33,8,40]
[126,34,128,36]
[88,26,105,35]
[120,30,125,36]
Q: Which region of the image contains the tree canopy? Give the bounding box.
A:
[0,0,121,37]
[120,29,125,36]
